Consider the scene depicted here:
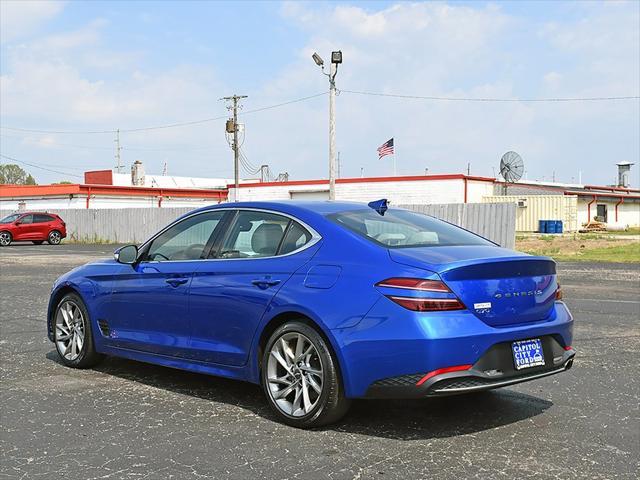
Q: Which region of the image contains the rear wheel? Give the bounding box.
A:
[32,240,44,245]
[48,230,62,245]
[0,231,12,246]
[261,321,350,428]
[54,293,103,368]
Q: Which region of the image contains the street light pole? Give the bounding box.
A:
[328,62,337,200]
[312,51,341,201]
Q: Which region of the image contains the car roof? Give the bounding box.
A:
[194,200,372,216]
[16,211,58,215]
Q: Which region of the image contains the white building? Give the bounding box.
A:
[228,173,639,230]
[1,165,638,231]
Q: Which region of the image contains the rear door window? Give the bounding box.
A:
[279,221,313,255]
[217,211,289,259]
[34,214,54,223]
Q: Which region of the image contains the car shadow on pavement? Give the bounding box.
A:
[47,351,552,440]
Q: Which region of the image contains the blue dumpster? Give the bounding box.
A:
[554,220,563,234]
[546,221,557,234]
[538,220,547,233]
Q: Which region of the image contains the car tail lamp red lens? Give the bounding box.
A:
[376,278,452,292]
[555,284,563,301]
[388,296,465,312]
[376,278,465,311]
[416,364,473,386]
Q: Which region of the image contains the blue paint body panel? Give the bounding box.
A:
[47,201,574,398]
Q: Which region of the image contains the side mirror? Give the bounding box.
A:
[14,221,21,226]
[114,245,138,264]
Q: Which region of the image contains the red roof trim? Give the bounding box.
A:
[0,184,227,199]
[564,191,640,200]
[229,174,496,189]
[583,184,640,194]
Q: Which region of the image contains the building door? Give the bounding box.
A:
[596,204,608,223]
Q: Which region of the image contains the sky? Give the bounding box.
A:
[1,0,639,187]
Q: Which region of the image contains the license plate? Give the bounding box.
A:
[512,338,545,370]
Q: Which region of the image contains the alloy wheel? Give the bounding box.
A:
[0,232,11,246]
[266,332,324,417]
[49,231,61,244]
[55,301,86,361]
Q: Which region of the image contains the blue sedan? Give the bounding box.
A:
[47,200,575,428]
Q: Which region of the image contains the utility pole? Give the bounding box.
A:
[114,129,123,173]
[328,61,337,199]
[312,51,342,200]
[222,95,247,202]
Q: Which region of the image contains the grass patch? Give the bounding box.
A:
[547,243,640,263]
[516,236,640,263]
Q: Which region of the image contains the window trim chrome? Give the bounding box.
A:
[136,207,322,264]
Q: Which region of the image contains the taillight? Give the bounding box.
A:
[376,278,451,292]
[388,296,465,312]
[376,278,466,312]
[555,283,563,300]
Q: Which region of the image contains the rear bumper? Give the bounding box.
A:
[365,340,575,399]
[333,299,574,398]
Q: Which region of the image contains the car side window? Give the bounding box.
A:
[218,211,288,259]
[146,211,225,262]
[34,214,53,223]
[19,215,33,224]
[279,221,313,255]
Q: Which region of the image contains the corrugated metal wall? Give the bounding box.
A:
[0,208,193,244]
[399,203,516,248]
[0,202,516,248]
[482,195,578,232]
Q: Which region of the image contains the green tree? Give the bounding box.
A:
[0,164,38,185]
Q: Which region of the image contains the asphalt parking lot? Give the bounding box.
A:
[1,244,638,479]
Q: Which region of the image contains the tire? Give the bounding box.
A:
[53,293,103,368]
[48,230,62,245]
[32,240,44,245]
[0,231,12,247]
[261,321,351,428]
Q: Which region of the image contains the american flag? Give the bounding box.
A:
[377,138,394,159]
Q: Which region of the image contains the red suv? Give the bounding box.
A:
[0,212,67,246]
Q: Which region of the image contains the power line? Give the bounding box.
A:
[0,154,83,178]
[239,92,328,115]
[0,133,224,152]
[0,92,328,135]
[340,89,640,102]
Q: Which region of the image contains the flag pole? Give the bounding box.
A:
[393,137,397,176]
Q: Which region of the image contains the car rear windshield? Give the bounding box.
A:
[328,209,493,248]
[0,214,20,224]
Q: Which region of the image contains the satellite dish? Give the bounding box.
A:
[500,151,524,183]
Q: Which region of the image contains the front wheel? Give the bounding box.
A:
[53,293,103,368]
[261,321,351,428]
[0,231,12,246]
[48,230,62,245]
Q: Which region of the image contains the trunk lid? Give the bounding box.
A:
[389,246,557,327]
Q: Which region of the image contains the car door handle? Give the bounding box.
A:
[165,278,189,287]
[251,278,281,289]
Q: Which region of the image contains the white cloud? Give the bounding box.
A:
[268,1,639,184]
[0,1,638,186]
[0,0,65,42]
